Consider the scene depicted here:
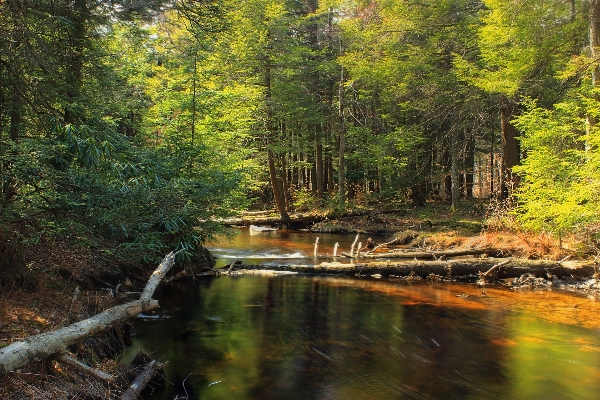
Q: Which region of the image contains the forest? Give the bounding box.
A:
[1,0,600,263]
[3,1,600,398]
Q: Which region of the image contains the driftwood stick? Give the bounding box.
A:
[55,352,114,382]
[482,258,512,278]
[477,258,512,285]
[120,360,164,400]
[0,252,177,376]
[367,237,405,254]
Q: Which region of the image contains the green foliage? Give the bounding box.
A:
[1,121,246,263]
[513,95,600,236]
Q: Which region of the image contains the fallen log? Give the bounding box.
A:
[220,214,321,226]
[0,252,176,376]
[239,258,596,280]
[120,360,164,400]
[361,248,497,259]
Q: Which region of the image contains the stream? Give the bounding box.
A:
[121,229,600,399]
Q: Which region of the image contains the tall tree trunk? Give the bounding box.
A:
[338,66,346,204]
[264,31,289,220]
[464,131,475,198]
[268,149,289,219]
[9,89,21,142]
[281,154,291,212]
[489,133,495,198]
[450,129,460,210]
[64,0,88,125]
[315,131,324,198]
[500,99,520,200]
[588,0,600,141]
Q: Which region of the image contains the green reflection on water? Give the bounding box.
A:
[121,276,600,400]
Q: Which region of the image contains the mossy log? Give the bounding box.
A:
[0,252,176,376]
[239,258,595,279]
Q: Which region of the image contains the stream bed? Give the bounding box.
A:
[122,273,600,399]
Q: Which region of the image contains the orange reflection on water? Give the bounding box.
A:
[311,276,600,329]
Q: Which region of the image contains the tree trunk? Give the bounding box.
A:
[464,131,475,198]
[268,149,290,220]
[338,66,346,204]
[315,132,324,198]
[450,129,460,210]
[64,0,88,124]
[281,154,291,212]
[489,133,495,198]
[9,88,21,142]
[263,30,289,220]
[500,99,520,200]
[588,0,600,140]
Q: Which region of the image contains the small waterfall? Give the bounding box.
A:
[333,242,339,257]
[314,237,319,257]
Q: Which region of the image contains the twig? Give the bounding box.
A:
[558,255,572,264]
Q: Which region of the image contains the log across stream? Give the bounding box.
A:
[235,258,595,281]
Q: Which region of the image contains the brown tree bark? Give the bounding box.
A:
[338,66,346,203]
[64,0,88,124]
[315,130,324,198]
[464,132,475,198]
[268,149,290,220]
[500,99,520,200]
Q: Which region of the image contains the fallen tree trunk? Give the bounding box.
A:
[220,214,323,227]
[120,360,164,400]
[239,258,596,280]
[0,252,176,376]
[361,248,497,259]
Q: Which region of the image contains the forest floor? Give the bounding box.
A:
[1,200,597,398]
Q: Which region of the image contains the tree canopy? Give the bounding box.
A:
[2,0,600,253]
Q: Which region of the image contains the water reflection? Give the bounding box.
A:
[122,276,600,400]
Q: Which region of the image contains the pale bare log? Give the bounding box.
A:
[0,252,176,376]
[0,299,158,375]
[120,360,164,400]
[55,352,114,382]
[140,251,176,300]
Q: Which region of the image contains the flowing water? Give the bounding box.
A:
[208,228,386,268]
[122,230,600,399]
